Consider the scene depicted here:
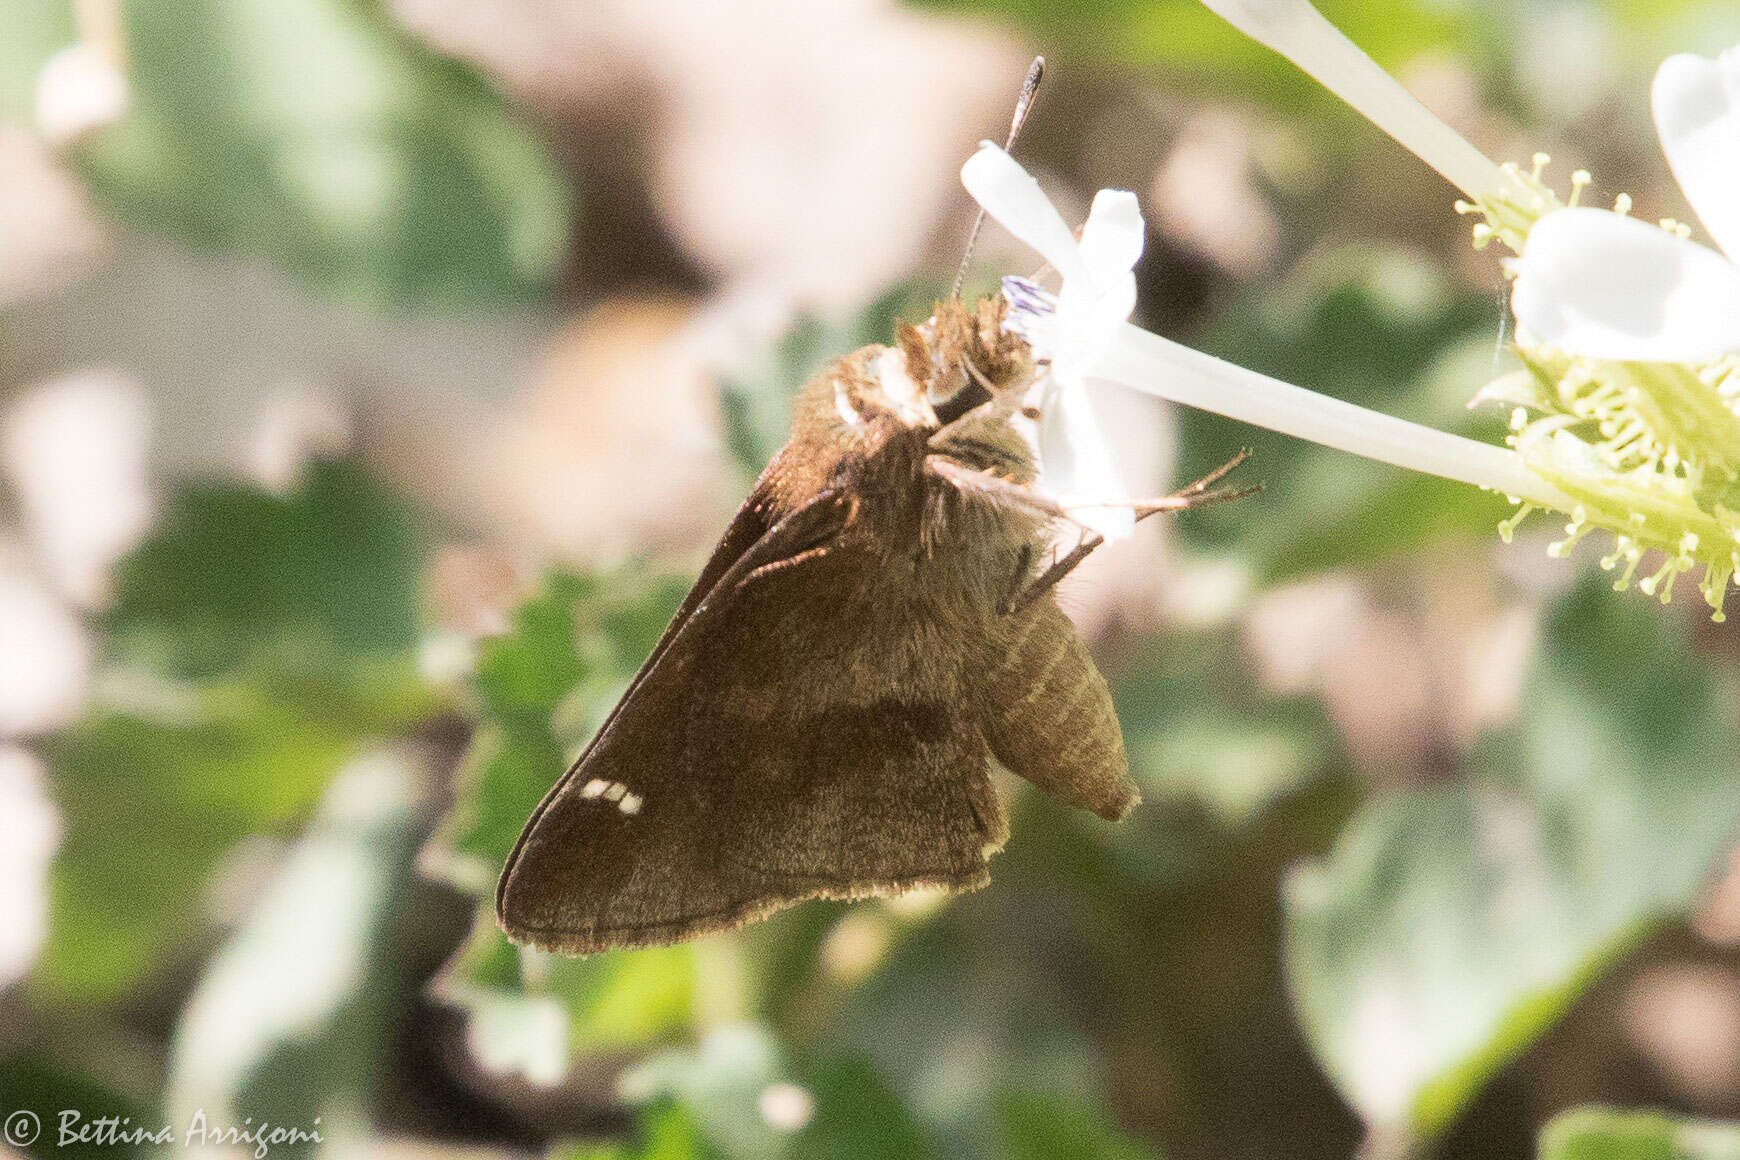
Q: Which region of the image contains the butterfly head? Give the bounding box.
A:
[898,295,1037,425]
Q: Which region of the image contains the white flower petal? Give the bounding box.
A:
[1050,192,1143,388]
[1052,278,1135,384]
[1076,188,1145,290]
[963,152,1144,535]
[1653,47,1740,262]
[960,143,1088,282]
[1511,207,1740,362]
[1041,379,1135,541]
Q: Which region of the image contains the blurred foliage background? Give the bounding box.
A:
[2,1,1740,1159]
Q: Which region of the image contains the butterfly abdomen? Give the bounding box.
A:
[979,601,1135,821]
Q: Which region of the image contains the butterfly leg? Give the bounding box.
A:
[927,457,1070,521]
[1002,531,1104,615]
[1000,450,1259,615]
[738,492,859,587]
[1121,448,1253,512]
[931,449,1253,525]
[929,450,1255,613]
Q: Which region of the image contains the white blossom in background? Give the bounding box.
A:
[34,42,128,146]
[393,0,1028,313]
[757,1082,816,1133]
[0,127,107,306]
[0,746,61,987]
[0,565,91,736]
[1153,109,1284,278]
[1189,0,1740,618]
[245,384,354,493]
[2,372,155,607]
[460,992,570,1088]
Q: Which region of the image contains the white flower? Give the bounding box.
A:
[958,143,1564,521]
[960,141,1144,539]
[0,565,90,736]
[34,42,128,146]
[0,746,60,987]
[2,371,155,607]
[1511,44,1740,362]
[1189,0,1740,613]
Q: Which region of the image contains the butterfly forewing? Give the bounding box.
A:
[496,484,1005,954]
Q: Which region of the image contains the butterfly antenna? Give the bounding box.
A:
[951,55,1045,300]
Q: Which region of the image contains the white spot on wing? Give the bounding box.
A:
[581,778,641,812]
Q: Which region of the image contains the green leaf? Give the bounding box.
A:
[558,1103,722,1160]
[0,0,74,122]
[0,1057,155,1160]
[996,1090,1162,1160]
[106,459,429,680]
[71,0,570,307]
[38,459,436,1004]
[161,751,427,1142]
[1540,1107,1740,1160]
[38,687,363,1003]
[557,944,698,1048]
[793,1055,940,1160]
[1284,578,1740,1143]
